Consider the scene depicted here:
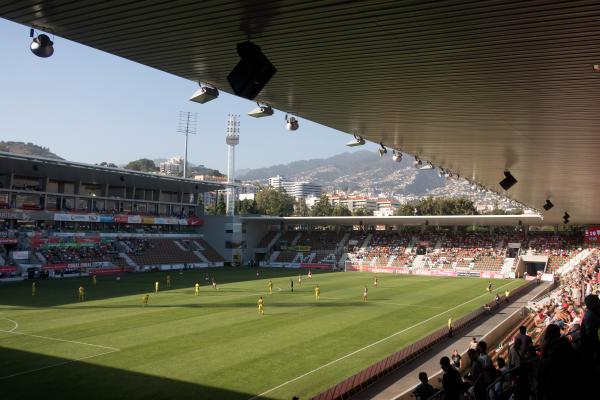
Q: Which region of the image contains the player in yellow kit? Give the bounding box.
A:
[92,274,97,285]
[142,294,150,306]
[155,281,159,293]
[298,274,302,286]
[78,286,85,302]
[166,275,171,289]
[268,280,273,294]
[31,281,36,296]
[315,285,320,300]
[257,296,264,315]
[194,282,200,296]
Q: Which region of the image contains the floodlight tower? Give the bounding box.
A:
[225,114,240,216]
[177,111,197,178]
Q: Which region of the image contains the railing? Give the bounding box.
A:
[310,281,535,400]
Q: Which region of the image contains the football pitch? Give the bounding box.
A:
[0,268,525,400]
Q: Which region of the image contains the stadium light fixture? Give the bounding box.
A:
[413,155,422,169]
[248,102,274,118]
[227,41,276,100]
[543,199,554,211]
[419,161,434,170]
[392,150,402,162]
[378,142,387,157]
[593,64,600,73]
[346,134,365,147]
[499,171,517,190]
[563,212,570,224]
[30,28,54,58]
[285,114,299,131]
[189,82,219,104]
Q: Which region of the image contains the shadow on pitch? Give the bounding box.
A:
[0,347,276,400]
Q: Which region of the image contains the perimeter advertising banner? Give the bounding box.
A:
[52,213,202,226]
[584,226,600,243]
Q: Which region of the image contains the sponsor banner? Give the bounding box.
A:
[0,210,23,219]
[481,272,507,279]
[88,268,131,275]
[0,266,17,272]
[99,215,114,223]
[0,238,18,244]
[456,270,482,278]
[11,250,29,260]
[54,213,99,222]
[128,215,142,224]
[76,237,100,244]
[186,217,203,226]
[142,217,155,224]
[114,215,129,224]
[525,275,536,281]
[300,263,332,270]
[43,263,68,270]
[584,226,600,243]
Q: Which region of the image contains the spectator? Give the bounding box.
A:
[468,337,478,350]
[412,372,436,400]
[508,338,522,369]
[450,349,461,370]
[489,357,508,400]
[472,341,495,400]
[439,356,462,400]
[582,294,600,363]
[515,325,534,359]
[537,323,588,400]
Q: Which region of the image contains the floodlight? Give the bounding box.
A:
[419,161,434,170]
[346,135,365,147]
[30,29,54,58]
[543,199,554,211]
[499,171,517,190]
[285,115,299,131]
[378,142,387,157]
[248,103,274,118]
[190,83,219,104]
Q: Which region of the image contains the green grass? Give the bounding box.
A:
[0,268,524,400]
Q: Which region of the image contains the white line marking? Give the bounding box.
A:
[374,301,444,309]
[275,286,282,292]
[248,280,516,400]
[1,317,19,332]
[0,330,120,352]
[0,349,119,380]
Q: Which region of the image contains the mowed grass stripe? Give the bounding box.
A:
[0,269,524,400]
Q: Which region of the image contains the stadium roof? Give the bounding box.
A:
[241,214,544,226]
[0,151,226,193]
[2,1,600,223]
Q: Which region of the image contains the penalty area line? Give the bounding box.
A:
[248,280,515,400]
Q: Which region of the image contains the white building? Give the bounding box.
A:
[268,176,321,199]
[159,156,183,176]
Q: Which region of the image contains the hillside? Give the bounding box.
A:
[238,150,447,195]
[0,141,63,159]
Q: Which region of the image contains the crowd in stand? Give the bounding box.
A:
[413,250,600,400]
[121,238,154,256]
[40,241,121,265]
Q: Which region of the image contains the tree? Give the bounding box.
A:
[216,193,227,215]
[125,158,158,172]
[98,161,118,168]
[310,195,334,216]
[236,199,258,214]
[255,187,295,216]
[394,204,417,216]
[352,207,373,216]
[294,198,310,217]
[332,205,352,216]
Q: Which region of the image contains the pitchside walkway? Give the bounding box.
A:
[352,281,550,400]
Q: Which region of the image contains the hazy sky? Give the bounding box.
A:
[0,19,378,172]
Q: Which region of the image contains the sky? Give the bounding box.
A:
[0,19,378,173]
